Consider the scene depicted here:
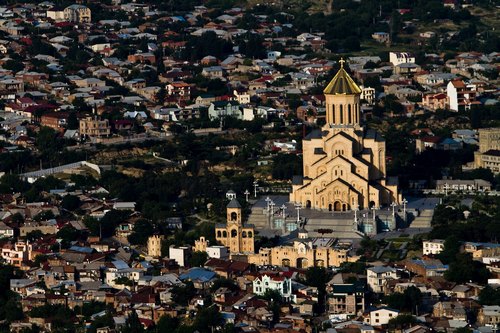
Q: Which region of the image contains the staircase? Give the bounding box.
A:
[247,207,269,229]
[409,209,434,229]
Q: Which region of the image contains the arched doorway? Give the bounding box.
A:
[334,201,342,211]
[282,259,290,267]
[369,201,375,208]
[328,204,333,211]
[305,200,311,208]
[296,258,308,269]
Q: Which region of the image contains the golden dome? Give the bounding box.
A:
[323,58,362,95]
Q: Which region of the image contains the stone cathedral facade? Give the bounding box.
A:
[290,60,399,211]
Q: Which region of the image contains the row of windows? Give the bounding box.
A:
[331,104,359,124]
[216,230,253,238]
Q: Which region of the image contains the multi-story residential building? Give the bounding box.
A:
[40,112,68,131]
[366,266,398,293]
[474,128,500,174]
[0,222,14,238]
[169,246,191,267]
[79,117,111,137]
[389,52,415,66]
[166,82,191,101]
[360,86,376,105]
[328,282,366,316]
[252,273,294,302]
[2,240,33,267]
[422,93,448,111]
[447,79,480,111]
[423,239,445,255]
[478,305,500,327]
[63,4,91,23]
[208,101,241,120]
[365,307,400,326]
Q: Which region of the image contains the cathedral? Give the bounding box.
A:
[290,59,399,211]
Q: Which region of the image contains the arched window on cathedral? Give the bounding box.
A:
[230,212,238,221]
[222,231,227,238]
[231,229,237,238]
[348,105,352,123]
[217,231,221,238]
[332,104,335,123]
[248,231,253,238]
[339,105,343,123]
[242,231,247,238]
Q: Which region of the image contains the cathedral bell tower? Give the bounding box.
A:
[324,58,362,127]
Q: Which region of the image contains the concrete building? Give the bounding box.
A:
[215,199,255,254]
[147,235,164,258]
[328,282,366,316]
[79,117,111,137]
[366,307,400,326]
[290,60,399,211]
[447,79,480,112]
[423,239,445,256]
[366,266,398,293]
[64,4,91,23]
[474,128,500,174]
[169,246,191,267]
[389,52,415,66]
[1,240,33,267]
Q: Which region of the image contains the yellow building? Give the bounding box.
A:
[290,60,399,210]
[474,128,500,174]
[215,199,255,254]
[247,229,357,269]
[147,235,164,258]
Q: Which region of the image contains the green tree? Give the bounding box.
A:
[122,310,144,333]
[189,251,209,267]
[478,285,500,305]
[388,314,417,329]
[156,315,179,332]
[437,235,461,264]
[66,112,79,130]
[127,219,155,245]
[61,195,81,211]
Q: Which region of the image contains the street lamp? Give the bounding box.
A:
[295,203,302,224]
[371,206,378,222]
[253,181,259,198]
[270,200,275,215]
[391,202,397,217]
[244,189,250,202]
[265,196,271,212]
[402,198,408,222]
[281,204,287,219]
[354,203,360,223]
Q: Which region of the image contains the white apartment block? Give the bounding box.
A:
[253,273,294,302]
[423,239,445,255]
[389,52,415,67]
